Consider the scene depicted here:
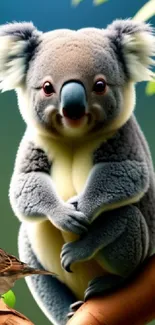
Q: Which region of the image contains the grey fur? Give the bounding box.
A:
[61,207,128,272]
[10,137,88,234]
[11,169,88,233]
[15,140,52,174]
[69,116,150,222]
[0,18,154,325]
[84,205,150,300]
[106,19,155,79]
[61,205,149,276]
[0,22,41,88]
[18,224,76,325]
[0,21,39,38]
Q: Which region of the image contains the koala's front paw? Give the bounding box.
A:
[49,202,89,235]
[60,238,90,272]
[61,241,77,272]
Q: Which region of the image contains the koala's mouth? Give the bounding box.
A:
[57,113,91,129]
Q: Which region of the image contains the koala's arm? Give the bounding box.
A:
[71,117,150,223]
[10,134,53,220]
[10,132,88,234]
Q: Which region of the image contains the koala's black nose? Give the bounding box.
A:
[60,82,87,120]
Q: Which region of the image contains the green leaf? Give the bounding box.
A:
[72,0,84,6]
[93,0,108,5]
[146,81,155,96]
[2,290,16,308]
[133,0,155,22]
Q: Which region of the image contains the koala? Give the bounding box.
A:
[0,19,155,325]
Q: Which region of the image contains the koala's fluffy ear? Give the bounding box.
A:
[0,22,41,91]
[107,19,155,82]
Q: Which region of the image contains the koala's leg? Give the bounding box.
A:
[61,205,149,301]
[84,205,149,300]
[18,223,76,325]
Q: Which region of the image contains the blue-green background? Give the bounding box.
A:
[0,1,155,324]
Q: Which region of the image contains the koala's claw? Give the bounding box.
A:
[67,311,75,319]
[70,301,84,312]
[61,258,72,273]
[61,237,92,272]
[60,240,82,272]
[60,243,73,273]
[67,301,84,319]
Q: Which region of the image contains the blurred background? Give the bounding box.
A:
[0,0,155,324]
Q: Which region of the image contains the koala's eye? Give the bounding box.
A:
[43,81,55,96]
[93,79,107,95]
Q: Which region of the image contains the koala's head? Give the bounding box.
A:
[0,20,155,138]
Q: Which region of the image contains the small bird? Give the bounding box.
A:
[0,248,56,295]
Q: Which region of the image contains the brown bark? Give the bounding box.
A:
[0,299,34,325]
[67,255,155,325]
